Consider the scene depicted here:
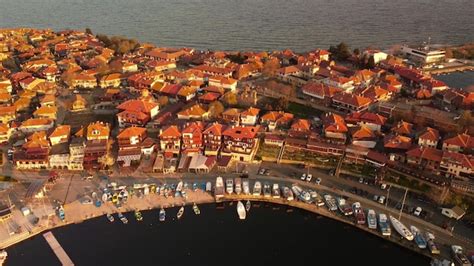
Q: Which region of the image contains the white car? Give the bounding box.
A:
[315,178,322,185]
[380,183,387,190]
[359,178,364,184]
[300,173,307,181]
[306,174,313,182]
[378,196,386,204]
[413,207,422,216]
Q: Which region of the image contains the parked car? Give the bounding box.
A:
[359,178,364,184]
[300,173,307,181]
[373,195,379,202]
[413,206,422,216]
[380,183,387,190]
[306,174,313,182]
[315,178,322,185]
[258,168,266,175]
[378,196,386,204]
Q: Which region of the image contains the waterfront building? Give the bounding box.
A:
[406,146,443,174]
[117,126,147,167]
[14,131,50,170]
[331,93,372,113]
[417,127,440,149]
[181,122,205,154]
[442,133,473,154]
[203,122,224,156]
[117,99,159,127]
[221,125,260,162]
[400,45,446,65]
[159,125,182,156]
[68,137,85,171]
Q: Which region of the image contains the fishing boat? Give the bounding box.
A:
[324,194,337,211]
[367,209,377,229]
[135,210,143,222]
[106,213,115,223]
[206,182,212,192]
[242,180,250,195]
[237,201,246,220]
[235,177,242,195]
[192,183,198,191]
[451,245,471,266]
[159,208,166,222]
[389,215,413,241]
[299,190,311,203]
[311,191,324,206]
[352,202,366,225]
[226,178,234,194]
[410,226,427,249]
[263,183,271,197]
[426,232,440,255]
[57,205,65,221]
[177,206,185,219]
[253,181,262,196]
[181,190,187,199]
[272,184,280,198]
[291,185,302,198]
[215,177,224,199]
[193,203,201,215]
[378,213,391,236]
[0,250,7,266]
[337,198,353,216]
[282,186,293,201]
[118,213,128,224]
[176,181,183,197]
[245,200,251,212]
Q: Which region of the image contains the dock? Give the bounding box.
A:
[43,231,74,266]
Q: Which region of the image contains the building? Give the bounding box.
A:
[400,45,446,65]
[322,113,348,143]
[240,107,260,126]
[19,118,54,133]
[331,93,372,113]
[439,151,474,179]
[49,143,70,170]
[83,139,110,170]
[345,111,387,132]
[181,122,204,154]
[440,206,466,220]
[260,111,294,131]
[417,127,440,148]
[442,133,473,154]
[203,122,224,156]
[86,122,110,141]
[48,125,70,146]
[0,123,12,144]
[406,146,443,173]
[68,137,85,170]
[117,99,159,127]
[14,131,50,170]
[221,125,260,162]
[99,73,122,88]
[117,127,147,167]
[159,125,181,156]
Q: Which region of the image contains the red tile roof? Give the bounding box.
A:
[117,99,158,114]
[418,127,440,142]
[223,125,259,139]
[443,133,474,149]
[160,125,181,138]
[406,146,443,162]
[118,126,146,139]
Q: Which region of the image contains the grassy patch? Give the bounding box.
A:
[286,102,321,118]
[256,144,281,158]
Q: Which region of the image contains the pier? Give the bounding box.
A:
[43,232,74,266]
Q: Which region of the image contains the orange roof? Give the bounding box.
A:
[23,131,49,149]
[241,107,260,117]
[20,118,53,127]
[177,104,208,118]
[223,108,241,117]
[384,135,412,150]
[118,126,146,139]
[406,146,443,162]
[117,99,158,114]
[444,133,474,149]
[0,123,10,134]
[322,113,348,133]
[101,73,122,82]
[332,93,372,107]
[182,121,204,134]
[49,125,71,138]
[291,119,311,132]
[419,127,439,142]
[34,105,57,116]
[86,122,110,139]
[223,125,259,139]
[352,126,375,139]
[177,86,197,97]
[392,121,414,136]
[203,122,224,135]
[160,125,181,138]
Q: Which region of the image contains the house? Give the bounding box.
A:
[117,99,159,127]
[301,82,342,101]
[49,143,70,170]
[208,76,238,91]
[406,146,443,172]
[322,113,348,143]
[99,73,122,88]
[442,133,473,154]
[0,106,16,124]
[83,139,110,170]
[441,206,466,220]
[14,131,50,170]
[198,92,221,104]
[351,126,377,148]
[345,111,387,132]
[86,122,110,141]
[72,94,87,111]
[159,125,181,156]
[40,94,56,107]
[324,76,354,91]
[240,107,260,126]
[177,104,208,120]
[391,121,414,137]
[141,137,156,157]
[194,65,233,78]
[117,127,147,167]
[147,60,177,72]
[417,127,440,148]
[222,108,241,124]
[203,122,224,156]
[19,118,54,133]
[49,125,70,146]
[264,134,285,147]
[0,123,12,144]
[260,111,294,131]
[440,151,474,179]
[33,105,58,120]
[331,93,372,113]
[384,134,413,151]
[289,119,312,138]
[181,122,205,154]
[177,86,197,102]
[68,137,85,171]
[71,73,97,89]
[221,125,260,162]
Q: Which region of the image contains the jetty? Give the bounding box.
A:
[43,232,74,266]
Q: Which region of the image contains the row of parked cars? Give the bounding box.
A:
[300,173,322,185]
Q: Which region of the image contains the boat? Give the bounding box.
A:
[291,185,302,198]
[245,200,251,212]
[192,182,198,191]
[314,194,325,207]
[324,194,337,211]
[253,181,262,196]
[237,201,246,220]
[352,202,366,225]
[226,178,234,194]
[181,190,187,199]
[367,209,377,229]
[177,206,185,219]
[176,181,183,197]
[272,184,280,198]
[263,183,271,197]
[215,177,224,199]
[135,210,143,222]
[451,245,471,266]
[57,205,65,221]
[206,182,212,192]
[299,190,311,203]
[282,186,294,201]
[242,180,250,195]
[235,177,242,195]
[378,213,391,236]
[193,203,201,215]
[389,215,413,241]
[159,208,166,222]
[106,213,114,223]
[337,198,353,216]
[410,226,427,249]
[118,213,128,224]
[0,250,7,266]
[426,232,440,255]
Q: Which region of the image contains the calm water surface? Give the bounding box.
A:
[6,203,429,266]
[0,0,473,51]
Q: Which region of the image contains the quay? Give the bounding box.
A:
[43,231,74,266]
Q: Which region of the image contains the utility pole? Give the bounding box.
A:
[385,186,391,208]
[399,187,408,221]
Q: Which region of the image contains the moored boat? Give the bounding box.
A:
[324,194,337,211]
[118,213,128,224]
[159,207,166,222]
[291,185,302,198]
[135,210,143,222]
[177,206,185,219]
[253,181,262,196]
[378,213,391,236]
[193,203,201,215]
[367,209,377,229]
[226,178,234,194]
[272,184,280,198]
[0,250,7,266]
[451,245,471,266]
[337,197,353,216]
[299,190,311,203]
[426,232,440,255]
[242,180,250,195]
[206,182,212,192]
[246,200,251,212]
[389,215,413,241]
[235,177,242,195]
[263,183,271,197]
[106,213,114,223]
[215,177,224,199]
[352,202,366,225]
[237,201,246,220]
[282,186,294,201]
[410,226,427,249]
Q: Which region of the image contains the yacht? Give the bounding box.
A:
[235,178,242,195]
[118,213,128,224]
[352,202,366,225]
[0,250,7,266]
[246,200,251,212]
[410,226,427,249]
[367,209,377,229]
[263,183,271,197]
[226,178,234,194]
[451,245,471,266]
[324,194,337,211]
[389,215,413,241]
[426,232,440,255]
[337,198,353,216]
[215,177,224,199]
[378,213,391,236]
[193,203,201,215]
[159,208,166,222]
[242,180,250,195]
[282,186,294,201]
[135,210,143,222]
[177,206,185,219]
[253,181,262,196]
[106,213,115,223]
[237,201,246,220]
[176,181,183,193]
[272,184,280,198]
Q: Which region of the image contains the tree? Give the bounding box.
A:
[273,97,288,111]
[329,42,351,61]
[85,28,93,35]
[222,92,238,106]
[208,101,225,118]
[157,96,169,106]
[458,110,473,129]
[353,48,361,56]
[367,56,376,69]
[1,58,19,72]
[262,58,280,77]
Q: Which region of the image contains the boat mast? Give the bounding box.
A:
[398,188,408,221]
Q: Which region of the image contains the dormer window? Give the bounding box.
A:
[92,129,100,135]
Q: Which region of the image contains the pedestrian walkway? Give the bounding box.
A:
[43,231,74,266]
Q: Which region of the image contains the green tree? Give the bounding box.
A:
[273,97,288,111]
[85,28,93,35]
[208,101,225,118]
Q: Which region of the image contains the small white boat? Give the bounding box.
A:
[253,181,262,196]
[237,201,246,220]
[324,194,337,211]
[367,209,377,229]
[177,206,185,219]
[282,186,294,201]
[242,180,250,195]
[426,232,440,255]
[226,178,234,194]
[206,182,212,192]
[389,215,413,241]
[291,185,302,198]
[215,177,224,199]
[272,184,280,198]
[235,177,242,195]
[106,213,114,223]
[193,203,201,215]
[451,245,471,266]
[0,250,7,266]
[245,200,251,212]
[159,207,166,222]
